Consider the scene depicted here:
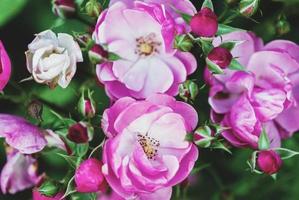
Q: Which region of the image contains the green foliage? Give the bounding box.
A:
[0,0,28,27]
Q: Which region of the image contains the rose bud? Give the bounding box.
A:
[193,126,214,148]
[75,158,106,193]
[257,150,282,175]
[88,44,108,64]
[67,122,91,144]
[85,0,102,18]
[190,7,218,37]
[179,80,199,102]
[52,0,76,19]
[33,188,64,200]
[239,0,259,17]
[276,16,290,36]
[78,90,96,118]
[207,47,233,68]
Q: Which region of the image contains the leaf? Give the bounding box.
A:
[199,39,214,55]
[258,129,270,150]
[202,0,214,10]
[0,0,28,27]
[108,52,122,61]
[206,58,224,74]
[56,153,78,169]
[75,143,89,158]
[61,176,76,200]
[220,40,245,51]
[211,140,232,154]
[180,12,192,24]
[275,148,299,160]
[228,59,246,71]
[217,24,244,35]
[38,180,59,197]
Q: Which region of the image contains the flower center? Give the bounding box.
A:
[137,134,160,160]
[135,33,161,57]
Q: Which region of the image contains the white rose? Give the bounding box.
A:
[26,30,83,88]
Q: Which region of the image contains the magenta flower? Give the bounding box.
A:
[257,150,282,175]
[101,94,198,199]
[94,1,197,100]
[33,189,64,200]
[1,150,41,194]
[0,114,47,154]
[0,41,11,91]
[207,31,299,148]
[190,7,218,37]
[75,158,106,193]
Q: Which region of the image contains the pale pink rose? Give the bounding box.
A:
[109,0,196,33]
[94,1,197,100]
[101,94,198,199]
[0,40,11,91]
[1,151,41,194]
[26,30,83,88]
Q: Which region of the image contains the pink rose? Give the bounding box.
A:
[101,94,198,199]
[94,1,197,100]
[0,40,11,91]
[207,31,299,148]
[257,150,282,175]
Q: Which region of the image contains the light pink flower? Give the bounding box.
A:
[94,1,197,100]
[1,150,41,194]
[0,40,11,91]
[207,31,299,148]
[101,94,198,199]
[0,114,47,154]
[109,0,196,33]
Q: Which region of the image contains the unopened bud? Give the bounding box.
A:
[179,80,199,102]
[52,0,76,19]
[88,44,108,64]
[85,0,102,18]
[239,0,260,17]
[78,89,96,118]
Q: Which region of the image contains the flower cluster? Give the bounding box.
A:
[0,0,299,199]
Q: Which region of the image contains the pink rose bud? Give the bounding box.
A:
[0,41,11,91]
[33,188,64,200]
[239,0,259,17]
[207,47,233,68]
[52,0,76,19]
[67,122,89,143]
[190,7,218,37]
[75,158,106,193]
[78,89,96,118]
[88,44,108,64]
[257,150,282,175]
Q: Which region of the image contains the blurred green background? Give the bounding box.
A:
[0,0,299,199]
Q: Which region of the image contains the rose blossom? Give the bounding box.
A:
[207,31,299,148]
[26,30,83,88]
[0,40,11,91]
[108,0,196,33]
[94,1,197,100]
[1,150,41,194]
[75,158,106,193]
[101,94,198,199]
[257,150,282,175]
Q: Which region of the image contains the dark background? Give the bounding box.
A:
[0,0,299,199]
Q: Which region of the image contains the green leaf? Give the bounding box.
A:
[56,153,78,169]
[220,40,245,51]
[0,0,28,27]
[75,143,89,158]
[206,58,224,74]
[180,12,192,24]
[275,148,299,160]
[211,140,232,154]
[38,180,59,197]
[202,0,214,10]
[199,39,214,55]
[61,176,76,199]
[217,24,244,35]
[258,129,270,150]
[108,52,122,61]
[228,59,246,71]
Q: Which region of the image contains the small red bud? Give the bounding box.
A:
[257,150,282,175]
[207,47,233,68]
[190,8,218,37]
